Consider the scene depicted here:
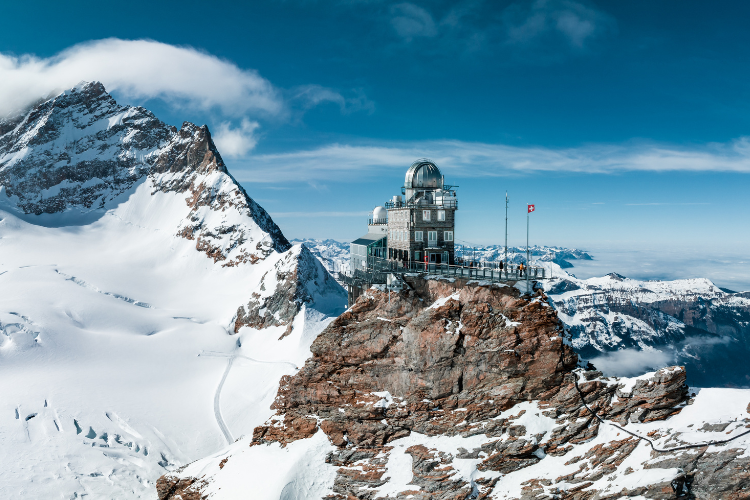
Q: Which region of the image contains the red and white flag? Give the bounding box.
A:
[528,204,535,213]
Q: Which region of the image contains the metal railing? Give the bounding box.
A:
[384,199,458,210]
[339,256,546,286]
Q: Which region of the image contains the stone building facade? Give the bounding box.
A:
[385,160,457,265]
[350,159,458,272]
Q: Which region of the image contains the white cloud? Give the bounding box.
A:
[0,38,357,120]
[213,119,260,158]
[589,348,673,377]
[390,3,438,41]
[230,137,750,183]
[503,0,614,49]
[291,85,375,114]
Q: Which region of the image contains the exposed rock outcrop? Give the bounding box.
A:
[157,277,746,500]
[234,244,343,337]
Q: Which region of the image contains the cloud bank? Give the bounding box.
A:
[0,38,369,156]
[0,38,283,118]
[231,136,750,183]
[588,348,673,377]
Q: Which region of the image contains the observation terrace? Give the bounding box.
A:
[338,255,547,289]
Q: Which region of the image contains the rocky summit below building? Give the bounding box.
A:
[157,276,750,499]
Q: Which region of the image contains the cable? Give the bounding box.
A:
[573,372,750,453]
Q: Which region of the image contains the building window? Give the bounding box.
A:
[415,251,421,260]
[422,210,431,221]
[444,231,453,241]
[438,210,445,221]
[415,231,423,241]
[428,231,437,244]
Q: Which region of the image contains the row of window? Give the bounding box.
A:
[422,210,446,222]
[389,230,454,243]
[389,249,450,262]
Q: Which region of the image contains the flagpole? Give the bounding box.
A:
[504,192,508,279]
[526,206,530,295]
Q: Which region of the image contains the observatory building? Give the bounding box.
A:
[350,159,457,271]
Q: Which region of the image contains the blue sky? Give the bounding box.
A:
[1,1,749,277]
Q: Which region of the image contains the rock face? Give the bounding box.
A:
[234,244,343,337]
[157,277,750,499]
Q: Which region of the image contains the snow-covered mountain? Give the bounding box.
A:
[4,85,750,499]
[292,238,350,274]
[295,238,591,274]
[543,271,750,387]
[453,244,592,268]
[0,82,345,499]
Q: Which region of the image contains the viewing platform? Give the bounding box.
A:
[338,256,547,289]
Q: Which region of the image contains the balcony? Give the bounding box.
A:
[384,198,458,210]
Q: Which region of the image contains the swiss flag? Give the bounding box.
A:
[528,204,535,213]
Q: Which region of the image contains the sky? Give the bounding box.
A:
[1,0,749,283]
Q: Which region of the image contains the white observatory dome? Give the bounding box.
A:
[373,206,388,222]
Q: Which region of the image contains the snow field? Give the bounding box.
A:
[0,182,341,499]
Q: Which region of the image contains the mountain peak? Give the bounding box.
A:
[0,82,289,259]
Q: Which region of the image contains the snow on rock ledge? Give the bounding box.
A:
[154,278,750,500]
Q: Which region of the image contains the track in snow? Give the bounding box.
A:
[200,350,299,446]
[214,357,235,445]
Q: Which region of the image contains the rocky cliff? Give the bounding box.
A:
[157,277,750,499]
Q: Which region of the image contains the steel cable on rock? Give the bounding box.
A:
[572,372,750,453]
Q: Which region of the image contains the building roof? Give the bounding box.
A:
[405,159,443,190]
[351,232,387,246]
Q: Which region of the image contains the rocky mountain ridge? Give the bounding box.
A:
[157,277,750,499]
[0,81,342,331]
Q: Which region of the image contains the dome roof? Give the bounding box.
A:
[405,159,442,189]
[373,206,387,220]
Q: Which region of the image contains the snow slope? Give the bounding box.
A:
[0,83,345,498]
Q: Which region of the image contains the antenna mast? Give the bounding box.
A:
[504,192,508,279]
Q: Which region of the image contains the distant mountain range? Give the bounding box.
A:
[292,239,593,274]
[544,272,750,387]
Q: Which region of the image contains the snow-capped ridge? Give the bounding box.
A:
[0,81,290,263]
[0,83,346,498]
